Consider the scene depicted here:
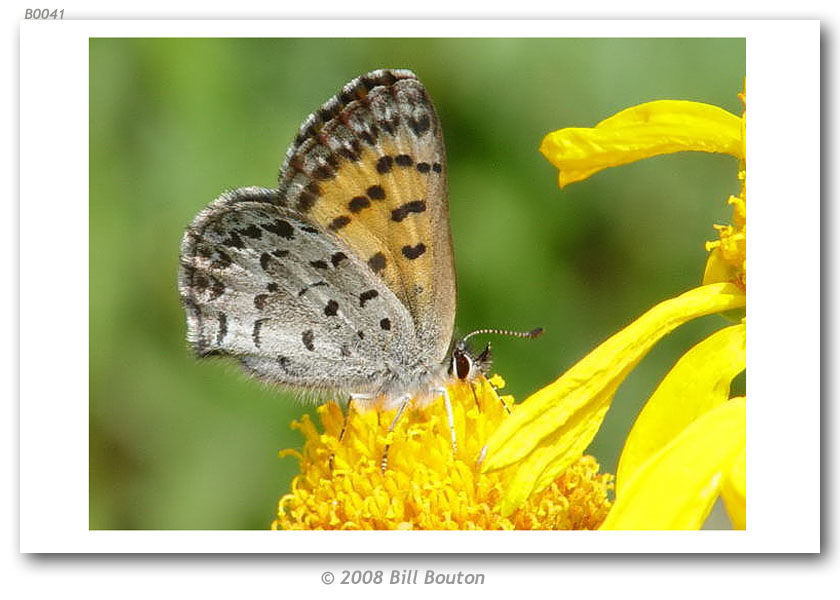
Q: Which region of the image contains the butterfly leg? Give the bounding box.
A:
[380,395,411,473]
[330,393,374,471]
[338,398,354,445]
[341,392,375,441]
[434,386,458,456]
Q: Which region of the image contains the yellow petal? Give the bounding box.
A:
[702,246,739,287]
[721,445,746,530]
[540,100,744,187]
[483,283,745,515]
[702,246,746,323]
[600,397,745,530]
[500,398,612,516]
[484,284,744,469]
[615,323,746,494]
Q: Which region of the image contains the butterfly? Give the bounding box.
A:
[178,69,540,453]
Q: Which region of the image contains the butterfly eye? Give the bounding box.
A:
[454,351,473,380]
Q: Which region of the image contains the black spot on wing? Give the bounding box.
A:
[376,155,394,174]
[297,190,317,212]
[330,252,347,267]
[312,163,336,181]
[329,215,351,231]
[216,312,228,344]
[262,219,294,239]
[201,276,225,300]
[222,231,245,249]
[408,114,431,136]
[302,330,315,351]
[349,196,370,213]
[252,318,268,348]
[254,294,269,309]
[367,185,386,200]
[290,181,320,213]
[238,224,262,239]
[402,243,427,259]
[368,252,386,273]
[359,289,379,307]
[391,200,426,222]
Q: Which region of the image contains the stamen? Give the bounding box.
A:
[330,397,357,471]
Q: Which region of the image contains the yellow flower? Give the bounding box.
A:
[704,173,746,291]
[482,88,747,528]
[272,375,613,530]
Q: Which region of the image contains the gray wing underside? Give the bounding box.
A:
[178,186,419,394]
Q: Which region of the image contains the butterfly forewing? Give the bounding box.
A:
[277,70,456,363]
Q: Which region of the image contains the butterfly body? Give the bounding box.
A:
[179,69,473,409]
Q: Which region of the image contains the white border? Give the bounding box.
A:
[19,20,819,553]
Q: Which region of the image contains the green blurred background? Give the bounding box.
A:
[90,38,745,529]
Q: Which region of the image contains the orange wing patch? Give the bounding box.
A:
[306,144,442,317]
[277,71,455,352]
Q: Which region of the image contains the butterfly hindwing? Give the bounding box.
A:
[178,186,421,394]
[276,69,457,363]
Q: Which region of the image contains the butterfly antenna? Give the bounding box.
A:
[462,327,544,342]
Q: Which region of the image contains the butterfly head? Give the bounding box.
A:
[449,327,544,382]
[449,339,492,382]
